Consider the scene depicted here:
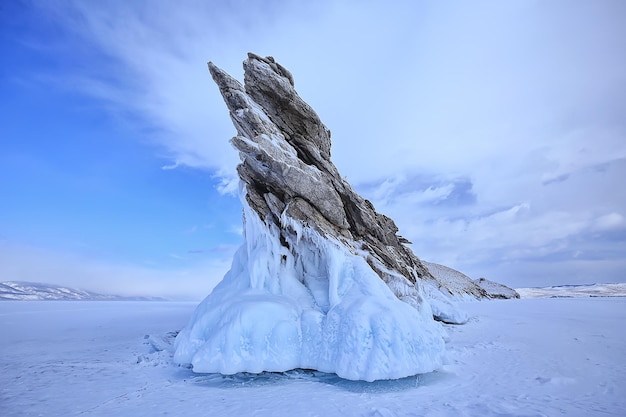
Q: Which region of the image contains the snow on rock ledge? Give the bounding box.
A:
[174,53,459,381]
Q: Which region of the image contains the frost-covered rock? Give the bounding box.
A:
[174,53,463,381]
[423,262,520,302]
[423,262,489,300]
[474,278,520,299]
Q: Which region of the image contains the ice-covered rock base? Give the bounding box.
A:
[174,53,458,381]
[174,199,445,381]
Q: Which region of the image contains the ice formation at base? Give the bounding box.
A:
[174,195,446,381]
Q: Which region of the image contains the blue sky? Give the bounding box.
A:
[1,1,625,298]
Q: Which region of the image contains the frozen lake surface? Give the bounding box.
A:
[1,297,625,416]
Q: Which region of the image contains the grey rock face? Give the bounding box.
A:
[209,53,436,305]
[423,261,489,299]
[423,261,520,300]
[474,277,520,299]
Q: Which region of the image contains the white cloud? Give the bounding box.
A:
[35,1,626,190]
[28,0,626,287]
[161,161,180,170]
[593,213,625,232]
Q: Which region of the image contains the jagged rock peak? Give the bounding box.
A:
[172,53,468,382]
[208,53,435,299]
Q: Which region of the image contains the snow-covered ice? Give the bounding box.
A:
[173,200,447,381]
[2,297,625,416]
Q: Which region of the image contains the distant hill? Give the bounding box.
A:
[0,281,166,301]
[516,283,626,298]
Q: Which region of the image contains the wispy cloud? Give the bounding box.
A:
[26,0,626,287]
[161,161,181,170]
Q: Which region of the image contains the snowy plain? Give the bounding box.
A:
[2,297,625,417]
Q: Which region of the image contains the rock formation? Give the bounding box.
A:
[173,53,465,381]
[474,277,520,299]
[209,53,436,309]
[423,261,489,300]
[422,261,519,300]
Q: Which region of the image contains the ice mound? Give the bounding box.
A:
[174,199,445,381]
